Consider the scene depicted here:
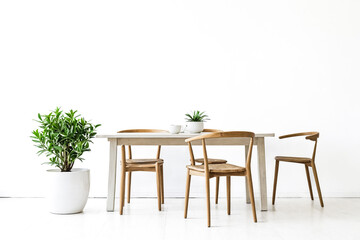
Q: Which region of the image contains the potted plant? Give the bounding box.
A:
[185,110,210,133]
[31,107,100,214]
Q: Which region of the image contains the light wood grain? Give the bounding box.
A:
[275,156,311,163]
[117,129,169,133]
[194,129,226,205]
[126,158,164,164]
[127,172,131,203]
[194,158,227,164]
[184,168,191,219]
[101,132,274,212]
[227,176,231,215]
[185,131,255,142]
[160,164,164,204]
[205,176,211,227]
[215,177,220,204]
[272,132,323,207]
[202,129,223,132]
[156,162,161,211]
[184,131,257,227]
[305,165,314,200]
[245,145,250,204]
[187,164,246,173]
[279,132,319,140]
[247,167,257,222]
[272,160,280,205]
[117,129,167,214]
[119,145,126,215]
[312,162,324,207]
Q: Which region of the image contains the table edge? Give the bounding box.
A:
[96,133,275,138]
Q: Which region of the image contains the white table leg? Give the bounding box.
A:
[107,139,117,212]
[257,137,268,211]
[245,145,250,204]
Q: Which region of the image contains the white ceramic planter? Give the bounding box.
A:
[185,122,204,133]
[46,168,90,214]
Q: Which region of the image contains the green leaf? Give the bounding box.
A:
[31,107,100,171]
[185,110,210,122]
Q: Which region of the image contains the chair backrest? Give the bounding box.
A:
[279,132,319,141]
[279,132,319,162]
[185,131,255,174]
[202,129,222,132]
[117,129,168,159]
[117,129,168,133]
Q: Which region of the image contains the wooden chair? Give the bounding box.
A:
[117,129,168,214]
[194,129,226,204]
[272,132,324,207]
[184,131,257,227]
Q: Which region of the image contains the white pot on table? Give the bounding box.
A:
[185,122,204,133]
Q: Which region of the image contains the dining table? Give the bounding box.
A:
[96,132,275,212]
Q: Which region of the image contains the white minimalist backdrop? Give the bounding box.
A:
[1,0,359,199]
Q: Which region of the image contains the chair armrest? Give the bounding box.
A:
[186,131,255,142]
[185,135,207,143]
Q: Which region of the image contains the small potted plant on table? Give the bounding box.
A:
[31,107,100,214]
[185,110,210,133]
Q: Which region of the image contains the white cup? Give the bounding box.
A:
[169,125,181,134]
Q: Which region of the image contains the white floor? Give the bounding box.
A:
[0,198,359,240]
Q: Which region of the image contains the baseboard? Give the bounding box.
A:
[2,192,360,198]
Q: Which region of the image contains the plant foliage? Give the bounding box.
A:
[185,110,210,122]
[31,107,100,172]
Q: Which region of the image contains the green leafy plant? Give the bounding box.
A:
[185,110,210,122]
[31,107,101,172]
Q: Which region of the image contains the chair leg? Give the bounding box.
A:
[119,172,126,215]
[215,177,220,204]
[155,163,161,211]
[272,160,280,205]
[247,171,257,222]
[226,176,231,215]
[160,164,164,204]
[311,164,324,207]
[119,171,126,215]
[184,169,191,219]
[245,145,250,204]
[206,176,211,227]
[305,165,314,200]
[119,146,126,215]
[127,171,132,204]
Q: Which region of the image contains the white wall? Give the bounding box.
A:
[1,0,359,199]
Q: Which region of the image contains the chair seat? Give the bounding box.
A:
[194,158,228,164]
[126,158,164,164]
[187,164,246,174]
[275,156,311,163]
